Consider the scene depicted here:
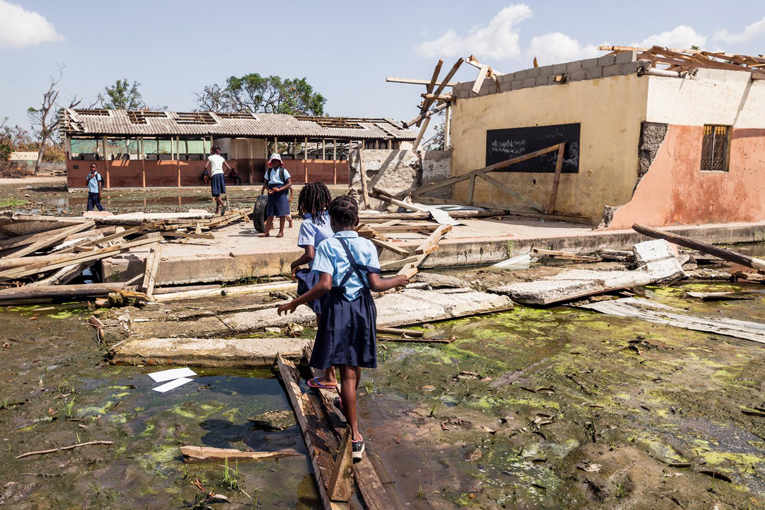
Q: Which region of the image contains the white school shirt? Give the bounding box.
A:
[208,154,225,176]
[311,231,380,301]
[265,166,291,186]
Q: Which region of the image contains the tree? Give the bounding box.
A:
[423,113,446,151]
[28,65,81,174]
[194,74,326,116]
[98,79,145,110]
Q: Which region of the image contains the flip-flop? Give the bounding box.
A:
[307,377,338,389]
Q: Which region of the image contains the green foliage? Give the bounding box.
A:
[423,112,446,151]
[0,143,11,162]
[195,74,326,116]
[99,79,145,110]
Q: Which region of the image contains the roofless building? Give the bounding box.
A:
[59,109,415,189]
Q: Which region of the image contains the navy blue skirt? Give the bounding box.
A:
[266,184,289,217]
[309,287,377,370]
[211,173,226,196]
[295,268,325,315]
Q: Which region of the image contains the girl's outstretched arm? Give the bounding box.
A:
[290,246,316,276]
[368,273,408,293]
[278,272,332,315]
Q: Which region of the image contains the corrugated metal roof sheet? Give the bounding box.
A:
[60,109,416,140]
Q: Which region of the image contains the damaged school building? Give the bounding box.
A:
[58,109,416,188]
[437,47,765,229]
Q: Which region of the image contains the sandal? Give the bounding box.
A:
[307,377,338,389]
[333,397,344,412]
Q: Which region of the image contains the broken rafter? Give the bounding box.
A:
[385,77,457,87]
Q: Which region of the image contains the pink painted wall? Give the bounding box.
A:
[608,125,765,229]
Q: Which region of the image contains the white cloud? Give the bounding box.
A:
[527,33,601,66]
[0,0,63,49]
[416,4,532,60]
[632,25,706,49]
[715,17,765,44]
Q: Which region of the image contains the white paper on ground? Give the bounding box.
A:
[148,367,196,383]
[152,377,194,393]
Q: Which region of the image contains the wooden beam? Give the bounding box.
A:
[403,102,448,129]
[467,173,476,205]
[385,77,456,87]
[5,221,94,259]
[327,429,353,502]
[398,253,428,279]
[277,355,349,510]
[0,235,160,281]
[418,59,444,126]
[413,117,430,150]
[633,224,765,271]
[379,254,421,271]
[141,242,162,300]
[415,224,452,255]
[180,446,301,463]
[430,58,464,104]
[477,172,546,213]
[546,143,566,214]
[358,149,371,209]
[370,237,410,257]
[472,65,489,94]
[420,93,453,101]
[444,104,451,149]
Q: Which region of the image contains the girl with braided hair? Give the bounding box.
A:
[278,195,408,460]
[290,182,336,388]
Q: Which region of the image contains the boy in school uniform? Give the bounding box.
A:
[85,164,105,212]
[289,182,337,389]
[278,195,408,459]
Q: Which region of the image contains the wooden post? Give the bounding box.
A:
[176,136,181,187]
[413,117,430,150]
[445,104,452,149]
[467,173,475,205]
[304,136,308,183]
[358,149,370,209]
[388,139,392,150]
[546,143,566,214]
[140,137,146,188]
[274,136,278,154]
[375,140,379,149]
[322,138,326,161]
[103,137,110,189]
[333,138,337,185]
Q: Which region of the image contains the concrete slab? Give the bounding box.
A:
[491,240,684,304]
[108,288,514,341]
[110,337,311,367]
[100,216,765,286]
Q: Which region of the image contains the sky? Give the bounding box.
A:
[1,0,764,139]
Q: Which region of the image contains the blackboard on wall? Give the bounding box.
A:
[486,123,580,173]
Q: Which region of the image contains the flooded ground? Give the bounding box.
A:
[2,278,765,508]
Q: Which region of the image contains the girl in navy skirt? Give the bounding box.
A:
[260,153,292,237]
[289,182,336,389]
[278,195,408,459]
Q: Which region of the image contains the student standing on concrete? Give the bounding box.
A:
[204,145,232,215]
[278,195,408,459]
[260,153,292,237]
[289,182,336,388]
[85,163,105,212]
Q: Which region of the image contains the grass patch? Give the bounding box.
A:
[0,197,28,208]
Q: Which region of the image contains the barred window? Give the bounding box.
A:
[700,125,730,172]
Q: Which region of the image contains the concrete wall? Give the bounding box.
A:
[607,70,765,228]
[349,149,451,210]
[450,73,649,222]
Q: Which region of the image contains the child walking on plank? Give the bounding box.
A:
[278,195,408,459]
[289,182,337,389]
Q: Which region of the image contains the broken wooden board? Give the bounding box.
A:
[180,446,302,463]
[304,347,397,510]
[110,337,311,367]
[415,224,452,255]
[141,242,162,300]
[0,283,128,305]
[4,221,95,259]
[277,355,349,510]
[492,240,684,305]
[152,281,296,303]
[686,291,762,301]
[579,298,765,345]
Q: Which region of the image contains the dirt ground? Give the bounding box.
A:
[0,177,347,217]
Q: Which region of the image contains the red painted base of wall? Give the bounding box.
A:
[66,159,349,188]
[608,125,765,229]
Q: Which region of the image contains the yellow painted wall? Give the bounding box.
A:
[450,74,649,223]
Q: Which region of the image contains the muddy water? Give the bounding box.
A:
[0,305,320,509]
[2,283,765,508]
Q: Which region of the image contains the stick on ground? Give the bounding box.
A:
[16,440,114,459]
